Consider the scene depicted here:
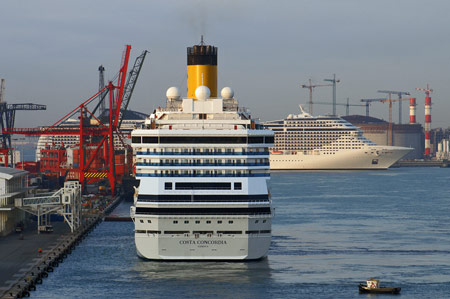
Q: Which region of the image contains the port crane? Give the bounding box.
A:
[98,65,106,116]
[4,45,148,195]
[301,79,332,115]
[377,90,410,124]
[0,78,47,166]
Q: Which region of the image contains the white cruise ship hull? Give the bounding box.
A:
[135,233,271,260]
[132,211,272,260]
[270,146,412,170]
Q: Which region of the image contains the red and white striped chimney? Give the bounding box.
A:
[416,85,433,157]
[409,97,416,124]
[424,95,432,156]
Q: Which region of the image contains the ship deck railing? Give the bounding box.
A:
[136,162,270,167]
[136,173,270,178]
[136,151,270,156]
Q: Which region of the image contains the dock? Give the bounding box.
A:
[0,195,123,298]
[393,160,450,168]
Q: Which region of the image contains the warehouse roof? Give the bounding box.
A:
[0,167,28,180]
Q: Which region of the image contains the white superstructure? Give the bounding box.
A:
[264,106,412,170]
[130,40,274,261]
[130,87,273,260]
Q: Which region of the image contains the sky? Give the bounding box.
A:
[1,0,450,129]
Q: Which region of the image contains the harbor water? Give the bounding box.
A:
[32,168,450,298]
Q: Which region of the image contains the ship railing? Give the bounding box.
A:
[138,199,270,203]
[134,212,272,216]
[136,162,270,167]
[136,151,270,156]
[136,173,270,178]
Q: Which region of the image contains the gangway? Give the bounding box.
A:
[15,181,82,233]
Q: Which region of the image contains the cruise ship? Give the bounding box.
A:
[130,41,274,260]
[264,106,412,170]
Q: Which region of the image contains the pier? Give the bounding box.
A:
[0,195,123,298]
[393,160,450,168]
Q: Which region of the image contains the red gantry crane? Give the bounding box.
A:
[4,45,147,195]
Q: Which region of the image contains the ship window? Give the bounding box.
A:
[264,136,274,143]
[184,220,189,224]
[248,136,264,143]
[255,220,259,223]
[234,182,242,190]
[140,220,144,223]
[228,220,234,224]
[147,220,151,223]
[206,220,211,224]
[173,220,178,224]
[193,231,214,234]
[143,136,158,143]
[263,220,266,223]
[165,182,172,190]
[217,220,222,224]
[175,182,231,190]
[217,231,242,234]
[195,220,200,224]
[132,136,141,143]
[245,231,259,234]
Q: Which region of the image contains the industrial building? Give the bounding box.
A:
[0,167,28,236]
[342,115,424,160]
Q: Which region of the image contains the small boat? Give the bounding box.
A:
[358,278,401,294]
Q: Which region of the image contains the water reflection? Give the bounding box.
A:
[132,258,271,283]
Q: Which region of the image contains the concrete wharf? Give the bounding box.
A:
[0,195,123,298]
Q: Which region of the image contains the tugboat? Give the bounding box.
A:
[358,278,401,294]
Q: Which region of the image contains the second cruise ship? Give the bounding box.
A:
[130,40,274,260]
[264,106,412,170]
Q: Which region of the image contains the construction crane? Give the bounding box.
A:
[313,98,365,116]
[360,98,387,123]
[361,96,410,146]
[0,79,47,166]
[301,79,332,115]
[377,90,410,124]
[4,45,136,194]
[324,74,340,116]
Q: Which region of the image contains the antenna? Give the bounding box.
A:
[200,35,204,45]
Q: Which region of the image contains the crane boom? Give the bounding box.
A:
[118,50,148,129]
[301,79,332,115]
[377,90,410,124]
